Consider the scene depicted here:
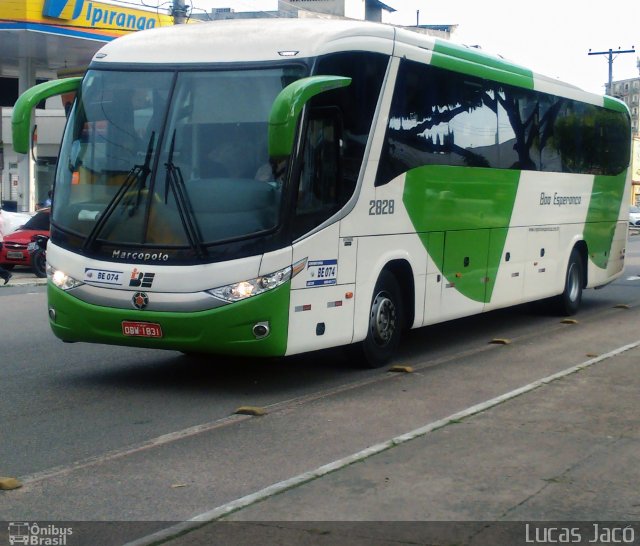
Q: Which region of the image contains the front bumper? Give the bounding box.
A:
[47,281,291,357]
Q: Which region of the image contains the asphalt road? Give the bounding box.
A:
[2,236,640,542]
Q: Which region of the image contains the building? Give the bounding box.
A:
[610,77,640,204]
[197,0,456,39]
[633,137,640,204]
[611,76,640,137]
[198,0,395,22]
[283,0,395,22]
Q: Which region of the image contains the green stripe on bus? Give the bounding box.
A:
[47,281,291,357]
[583,171,628,269]
[432,41,535,90]
[603,96,630,114]
[403,166,521,303]
[268,75,351,158]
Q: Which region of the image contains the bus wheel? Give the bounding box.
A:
[554,248,584,316]
[349,271,403,368]
[32,249,47,278]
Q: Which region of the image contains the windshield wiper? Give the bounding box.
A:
[82,132,156,252]
[121,132,157,216]
[164,130,207,259]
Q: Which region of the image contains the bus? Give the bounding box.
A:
[12,19,632,368]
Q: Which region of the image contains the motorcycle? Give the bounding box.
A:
[28,234,49,278]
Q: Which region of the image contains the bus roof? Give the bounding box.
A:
[90,18,626,112]
[92,18,395,65]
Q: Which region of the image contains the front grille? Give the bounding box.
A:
[4,242,27,250]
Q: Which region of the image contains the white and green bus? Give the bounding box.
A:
[13,19,632,367]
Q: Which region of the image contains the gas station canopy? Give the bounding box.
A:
[0,0,175,78]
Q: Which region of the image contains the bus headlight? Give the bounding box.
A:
[208,258,307,302]
[47,264,84,290]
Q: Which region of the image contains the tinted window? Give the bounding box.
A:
[377,61,498,185]
[538,94,564,172]
[292,52,388,238]
[313,51,388,193]
[496,85,540,170]
[552,101,630,175]
[23,211,50,230]
[376,59,630,185]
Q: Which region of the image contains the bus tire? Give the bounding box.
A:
[553,248,584,316]
[348,270,403,368]
[32,249,47,278]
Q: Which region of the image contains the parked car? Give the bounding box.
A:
[630,205,640,226]
[1,209,33,235]
[0,209,50,270]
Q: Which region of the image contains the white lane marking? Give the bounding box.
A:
[123,340,640,546]
[19,414,250,485]
[18,365,418,485]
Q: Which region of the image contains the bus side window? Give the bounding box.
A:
[292,107,343,239]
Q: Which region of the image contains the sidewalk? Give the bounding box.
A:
[158,345,640,546]
[0,268,47,288]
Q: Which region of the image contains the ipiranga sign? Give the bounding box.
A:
[1,0,177,38]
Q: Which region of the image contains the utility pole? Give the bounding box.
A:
[171,0,188,24]
[588,46,635,95]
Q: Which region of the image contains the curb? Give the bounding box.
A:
[0,277,47,288]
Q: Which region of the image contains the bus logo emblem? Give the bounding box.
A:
[130,268,155,288]
[132,292,149,310]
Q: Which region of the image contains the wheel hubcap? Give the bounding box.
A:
[370,292,396,346]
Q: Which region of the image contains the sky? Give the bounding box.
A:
[118,0,639,95]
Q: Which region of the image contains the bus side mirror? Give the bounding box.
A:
[12,77,82,154]
[268,75,351,159]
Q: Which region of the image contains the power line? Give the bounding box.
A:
[588,46,635,95]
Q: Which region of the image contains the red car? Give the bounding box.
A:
[0,209,50,271]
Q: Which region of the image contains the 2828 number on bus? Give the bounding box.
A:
[369,199,395,215]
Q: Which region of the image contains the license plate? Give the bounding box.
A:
[306,259,338,287]
[122,321,163,338]
[7,251,23,259]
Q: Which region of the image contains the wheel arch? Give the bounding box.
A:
[380,258,415,331]
[352,240,423,344]
[573,239,588,288]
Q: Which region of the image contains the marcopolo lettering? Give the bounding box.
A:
[112,250,169,262]
[86,3,157,30]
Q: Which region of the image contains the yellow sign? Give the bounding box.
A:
[0,0,177,39]
[633,137,640,184]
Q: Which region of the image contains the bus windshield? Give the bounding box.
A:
[53,66,305,251]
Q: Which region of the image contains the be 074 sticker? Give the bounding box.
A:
[84,268,124,286]
[307,259,338,287]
